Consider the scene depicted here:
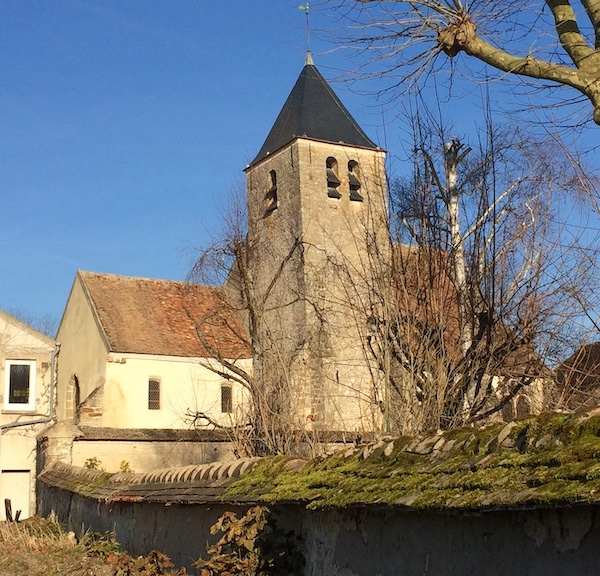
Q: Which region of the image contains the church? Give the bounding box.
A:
[48,53,389,472]
[236,53,389,436]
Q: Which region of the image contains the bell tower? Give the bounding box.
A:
[244,56,389,433]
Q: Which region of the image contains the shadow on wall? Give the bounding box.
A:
[37,484,600,575]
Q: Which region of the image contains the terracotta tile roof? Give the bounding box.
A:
[38,459,261,505]
[555,342,600,409]
[391,244,547,380]
[79,271,250,359]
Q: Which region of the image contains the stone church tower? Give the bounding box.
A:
[244,56,388,433]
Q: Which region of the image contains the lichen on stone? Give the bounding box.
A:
[223,412,600,511]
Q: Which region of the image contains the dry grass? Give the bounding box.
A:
[0,517,112,576]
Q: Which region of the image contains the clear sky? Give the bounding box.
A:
[1,1,598,332]
[1,1,352,326]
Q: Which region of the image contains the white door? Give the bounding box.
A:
[0,470,30,520]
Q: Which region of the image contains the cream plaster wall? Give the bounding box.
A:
[57,274,252,432]
[71,439,237,472]
[102,354,251,429]
[0,313,55,421]
[56,274,109,422]
[0,431,38,521]
[0,312,55,519]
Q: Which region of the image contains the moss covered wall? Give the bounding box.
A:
[38,479,600,575]
[38,413,600,574]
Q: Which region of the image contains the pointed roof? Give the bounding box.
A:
[249,62,378,167]
[75,271,251,359]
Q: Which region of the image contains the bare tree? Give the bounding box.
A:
[187,185,316,456]
[6,309,58,339]
[325,0,600,125]
[361,112,599,433]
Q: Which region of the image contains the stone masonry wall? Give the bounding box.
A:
[245,138,389,433]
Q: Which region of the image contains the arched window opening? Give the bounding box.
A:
[348,160,363,202]
[326,157,341,199]
[221,383,233,413]
[265,170,278,215]
[74,375,81,424]
[67,374,81,423]
[148,378,161,410]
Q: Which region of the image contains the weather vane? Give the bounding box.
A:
[298,3,311,61]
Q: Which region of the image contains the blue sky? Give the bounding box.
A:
[1,1,598,331]
[1,1,349,325]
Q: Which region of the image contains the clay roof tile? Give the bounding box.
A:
[79,271,250,359]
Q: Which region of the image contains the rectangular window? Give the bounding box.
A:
[3,360,36,412]
[221,384,233,413]
[148,378,160,410]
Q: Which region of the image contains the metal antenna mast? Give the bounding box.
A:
[298,3,312,64]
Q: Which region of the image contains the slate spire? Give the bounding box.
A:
[250,62,378,167]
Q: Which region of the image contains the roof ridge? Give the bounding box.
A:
[75,269,250,358]
[79,269,221,290]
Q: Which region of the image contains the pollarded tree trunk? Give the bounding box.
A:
[346,0,600,124]
[444,139,473,356]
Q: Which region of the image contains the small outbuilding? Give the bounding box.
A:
[46,270,251,472]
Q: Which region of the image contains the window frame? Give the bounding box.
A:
[148,378,161,410]
[221,383,233,414]
[3,360,36,413]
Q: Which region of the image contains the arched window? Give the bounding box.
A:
[148,378,161,410]
[348,160,363,202]
[73,375,81,424]
[67,374,81,423]
[265,170,278,215]
[326,157,341,199]
[221,383,233,413]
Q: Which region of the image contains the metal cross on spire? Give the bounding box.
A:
[298,3,313,65]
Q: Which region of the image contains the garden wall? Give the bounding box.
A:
[37,479,600,575]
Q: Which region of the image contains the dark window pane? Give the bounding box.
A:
[221,385,233,413]
[348,172,361,187]
[148,379,160,410]
[9,364,30,404]
[349,171,363,201]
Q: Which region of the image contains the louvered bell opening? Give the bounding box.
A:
[349,172,363,202]
[327,168,341,199]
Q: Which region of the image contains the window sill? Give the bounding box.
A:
[2,407,37,415]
